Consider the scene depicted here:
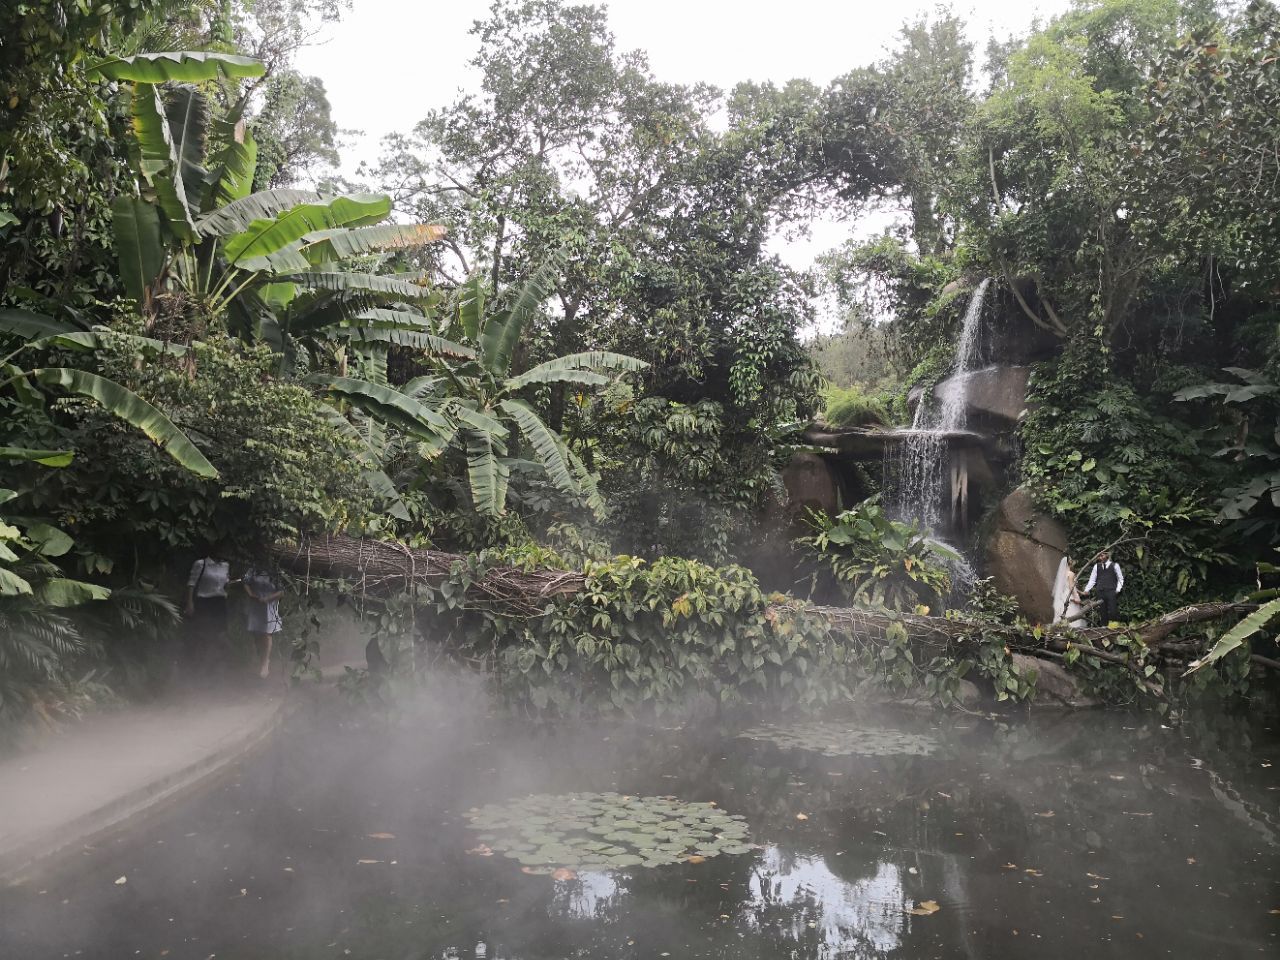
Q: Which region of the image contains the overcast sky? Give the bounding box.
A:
[295,0,1077,281]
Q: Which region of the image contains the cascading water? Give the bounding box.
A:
[884,278,993,597]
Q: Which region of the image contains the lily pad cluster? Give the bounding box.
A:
[465,791,752,874]
[739,721,938,758]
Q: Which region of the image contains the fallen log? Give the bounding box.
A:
[271,535,1258,666]
[270,535,585,614]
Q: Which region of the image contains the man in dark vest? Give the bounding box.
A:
[1081,550,1125,623]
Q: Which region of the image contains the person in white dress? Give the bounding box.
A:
[1051,556,1086,628]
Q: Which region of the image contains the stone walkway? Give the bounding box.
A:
[0,688,284,883]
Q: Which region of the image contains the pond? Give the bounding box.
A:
[2,684,1277,959]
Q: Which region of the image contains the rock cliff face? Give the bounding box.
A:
[984,487,1069,623]
[931,365,1032,429]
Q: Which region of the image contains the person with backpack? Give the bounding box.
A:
[1081,550,1125,624]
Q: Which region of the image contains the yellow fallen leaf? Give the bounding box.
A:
[466,844,494,857]
[366,832,396,839]
[686,855,706,864]
[551,867,577,881]
[906,900,940,916]
[113,876,127,885]
[1024,869,1043,877]
[356,859,383,865]
[1034,811,1055,818]
[795,813,809,821]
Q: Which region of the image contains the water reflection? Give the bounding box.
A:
[747,848,905,955]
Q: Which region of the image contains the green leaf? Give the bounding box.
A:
[0,309,84,341]
[282,272,436,301]
[298,223,446,264]
[222,194,392,264]
[456,275,486,340]
[0,567,34,597]
[504,351,648,391]
[24,522,74,558]
[112,196,165,305]
[0,447,74,467]
[205,101,257,206]
[131,83,195,238]
[307,375,453,440]
[195,189,319,237]
[32,368,217,478]
[498,399,579,497]
[465,429,510,516]
[38,578,111,606]
[89,51,265,83]
[1185,598,1280,676]
[479,260,558,376]
[164,84,211,214]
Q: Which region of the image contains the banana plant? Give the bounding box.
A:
[106,51,445,348]
[311,264,648,517]
[0,309,217,479]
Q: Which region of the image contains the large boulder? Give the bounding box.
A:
[932,365,1032,428]
[1010,654,1099,708]
[988,280,1064,364]
[782,450,839,518]
[984,487,1068,623]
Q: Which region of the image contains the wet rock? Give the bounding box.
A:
[1010,654,1100,708]
[989,280,1064,364]
[985,487,1068,623]
[781,450,839,517]
[932,365,1032,428]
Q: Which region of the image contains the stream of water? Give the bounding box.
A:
[2,690,1275,960]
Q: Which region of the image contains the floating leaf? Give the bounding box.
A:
[740,721,938,758]
[366,832,396,839]
[464,792,750,873]
[906,900,940,916]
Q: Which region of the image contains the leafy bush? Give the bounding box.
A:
[796,500,955,612]
[820,383,890,428]
[1019,336,1233,616]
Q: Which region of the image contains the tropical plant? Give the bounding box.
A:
[0,308,217,478]
[798,500,955,612]
[820,382,890,428]
[104,51,445,352]
[313,265,648,517]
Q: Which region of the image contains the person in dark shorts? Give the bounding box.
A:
[185,548,232,670]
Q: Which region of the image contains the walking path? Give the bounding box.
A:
[0,688,284,883]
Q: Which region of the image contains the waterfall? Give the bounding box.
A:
[886,278,992,534]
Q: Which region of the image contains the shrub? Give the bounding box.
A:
[820,383,890,428]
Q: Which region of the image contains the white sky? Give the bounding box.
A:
[296,0,1076,283]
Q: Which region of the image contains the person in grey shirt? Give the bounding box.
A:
[1081,550,1125,623]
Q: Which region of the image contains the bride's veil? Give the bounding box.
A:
[1050,556,1070,623]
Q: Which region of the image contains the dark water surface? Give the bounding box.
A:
[3,691,1277,960]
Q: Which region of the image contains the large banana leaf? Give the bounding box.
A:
[32,368,218,479]
[352,309,475,358]
[316,405,410,521]
[222,195,392,265]
[479,260,558,376]
[1185,598,1280,675]
[112,196,165,305]
[504,351,648,391]
[455,275,486,340]
[307,375,453,439]
[0,309,85,340]
[195,188,319,237]
[0,447,74,467]
[131,84,195,238]
[283,272,436,301]
[89,51,265,83]
[465,429,511,516]
[204,98,256,208]
[498,399,578,496]
[299,223,446,264]
[164,84,211,214]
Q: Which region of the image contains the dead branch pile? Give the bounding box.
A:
[270,535,584,614]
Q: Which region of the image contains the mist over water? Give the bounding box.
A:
[2,675,1276,960]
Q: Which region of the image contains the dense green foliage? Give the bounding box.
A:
[3,0,1278,728]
